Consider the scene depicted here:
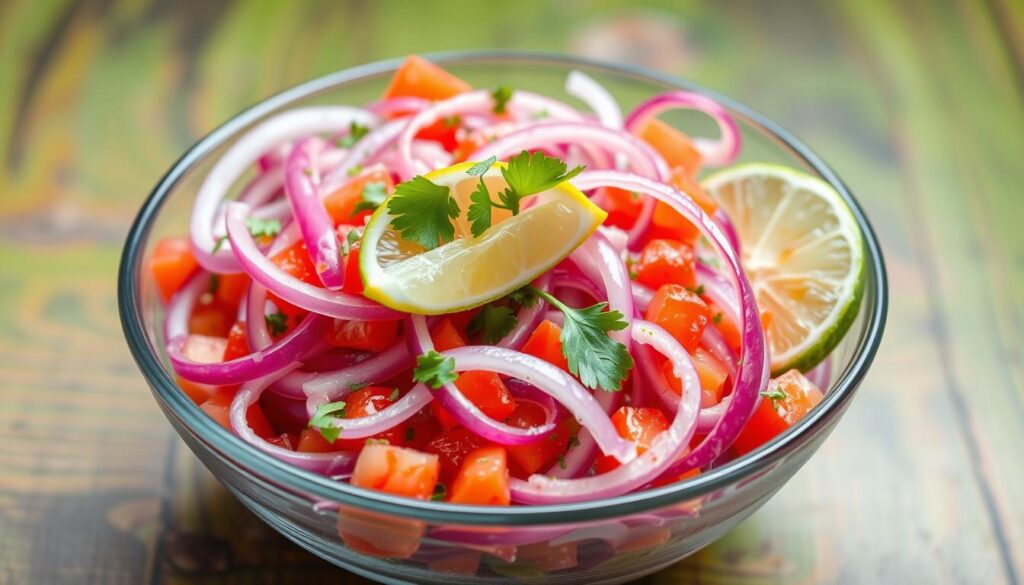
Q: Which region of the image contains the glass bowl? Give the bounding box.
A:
[118,51,887,584]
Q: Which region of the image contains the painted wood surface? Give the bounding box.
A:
[1,0,1021,582]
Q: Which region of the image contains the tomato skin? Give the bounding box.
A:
[707,301,742,354]
[645,284,711,353]
[600,187,644,230]
[506,401,579,477]
[213,272,250,311]
[594,406,669,474]
[350,443,440,499]
[222,321,250,361]
[327,319,401,353]
[402,406,442,452]
[635,117,702,176]
[383,55,472,100]
[341,243,364,294]
[296,428,341,453]
[150,236,199,302]
[426,426,493,484]
[333,386,406,451]
[520,320,570,373]
[635,239,697,290]
[668,166,718,216]
[266,240,319,327]
[732,370,824,456]
[415,120,460,151]
[661,347,729,407]
[448,447,511,506]
[323,169,393,226]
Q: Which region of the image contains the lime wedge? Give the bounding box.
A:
[702,163,865,374]
[360,162,606,314]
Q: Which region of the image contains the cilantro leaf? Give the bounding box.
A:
[342,227,362,255]
[337,122,370,148]
[760,386,787,405]
[388,388,400,401]
[534,288,633,391]
[492,86,513,114]
[468,304,518,344]
[309,400,347,443]
[387,176,460,250]
[347,381,368,391]
[413,350,458,388]
[501,150,585,200]
[712,312,723,324]
[467,178,494,238]
[246,217,282,239]
[347,164,363,177]
[212,235,227,253]
[265,312,288,336]
[430,483,446,501]
[508,286,539,308]
[352,181,388,215]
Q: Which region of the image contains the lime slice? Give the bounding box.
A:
[360,162,607,314]
[702,163,865,375]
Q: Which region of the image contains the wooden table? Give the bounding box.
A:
[2,0,1022,582]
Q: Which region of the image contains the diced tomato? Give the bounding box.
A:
[187,295,235,338]
[222,321,250,361]
[661,347,729,408]
[645,284,711,353]
[600,187,644,230]
[383,55,472,101]
[181,334,228,364]
[350,443,440,499]
[520,320,570,373]
[635,239,697,290]
[594,406,669,474]
[451,132,487,163]
[333,386,406,451]
[668,165,717,216]
[323,168,394,226]
[296,428,341,453]
[213,272,250,311]
[342,242,363,294]
[426,426,492,484]
[707,301,742,354]
[506,401,579,477]
[415,120,460,151]
[150,236,199,302]
[428,319,516,428]
[402,406,442,452]
[327,319,401,353]
[635,117,702,176]
[517,541,578,572]
[176,376,219,405]
[448,447,511,506]
[337,505,425,559]
[732,370,824,456]
[427,552,482,575]
[199,389,274,439]
[266,240,319,326]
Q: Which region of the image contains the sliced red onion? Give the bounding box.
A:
[393,90,497,179]
[229,369,355,476]
[627,196,657,250]
[408,315,557,446]
[306,384,433,440]
[631,281,654,313]
[571,171,768,479]
[224,202,400,321]
[714,208,741,256]
[565,71,623,130]
[597,225,629,253]
[191,107,377,273]
[550,274,602,304]
[244,149,348,224]
[365,96,431,117]
[168,307,329,385]
[696,262,741,328]
[301,342,412,399]
[701,324,738,379]
[163,270,208,341]
[503,377,560,425]
[469,122,669,181]
[320,118,408,194]
[283,138,344,289]
[506,90,589,122]
[497,273,551,350]
[509,320,701,503]
[624,91,741,167]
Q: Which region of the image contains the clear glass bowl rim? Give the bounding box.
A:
[118,50,888,526]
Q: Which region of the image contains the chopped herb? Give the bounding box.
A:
[413,350,458,388]
[302,167,314,177]
[365,438,390,445]
[246,217,282,239]
[405,426,415,442]
[558,455,567,469]
[567,434,581,449]
[208,275,220,295]
[491,86,513,114]
[352,181,388,215]
[430,483,446,501]
[388,388,400,401]
[713,312,723,324]
[346,164,364,177]
[337,122,370,148]
[212,235,228,253]
[442,115,461,127]
[342,227,363,255]
[530,108,550,120]
[508,285,539,308]
[309,400,347,442]
[468,304,518,344]
[347,381,368,392]
[687,284,706,296]
[760,387,787,405]
[265,312,288,336]
[387,175,460,250]
[531,287,633,392]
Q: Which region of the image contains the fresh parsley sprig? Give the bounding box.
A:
[531,287,633,392]
[413,350,458,388]
[337,122,370,148]
[309,400,347,442]
[387,176,460,250]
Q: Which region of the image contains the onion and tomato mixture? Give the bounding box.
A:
[152,55,838,509]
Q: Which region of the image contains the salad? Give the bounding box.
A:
[152,55,864,512]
